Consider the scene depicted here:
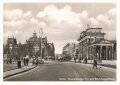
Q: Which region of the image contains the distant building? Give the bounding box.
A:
[77,27,116,62]
[62,43,78,59]
[4,37,18,58]
[4,31,55,59]
[26,31,55,59]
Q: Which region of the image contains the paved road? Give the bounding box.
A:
[4,61,116,81]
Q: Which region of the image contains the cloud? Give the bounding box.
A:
[108,8,116,18]
[37,5,80,24]
[36,5,83,42]
[23,11,32,20]
[3,8,47,44]
[30,18,46,27]
[4,9,32,21]
[3,5,116,53]
[37,11,46,18]
[4,9,23,21]
[37,5,116,53]
[3,9,32,43]
[89,8,116,39]
[4,20,27,28]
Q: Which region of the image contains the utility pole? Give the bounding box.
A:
[40,28,43,57]
[40,27,43,58]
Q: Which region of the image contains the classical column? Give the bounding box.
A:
[87,39,89,59]
[111,45,114,60]
[88,47,89,58]
[106,46,108,60]
[90,47,92,62]
[94,45,96,59]
[82,41,83,59]
[108,46,111,60]
[100,46,102,62]
[92,46,94,62]
[45,46,46,59]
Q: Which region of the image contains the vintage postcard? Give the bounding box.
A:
[2,0,119,84]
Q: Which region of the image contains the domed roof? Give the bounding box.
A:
[28,36,37,42]
[28,31,38,42]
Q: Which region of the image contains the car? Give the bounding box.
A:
[38,57,44,64]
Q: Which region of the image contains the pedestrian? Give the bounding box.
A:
[26,58,28,66]
[32,58,35,65]
[93,59,97,69]
[35,58,39,66]
[7,57,9,64]
[17,59,21,68]
[9,58,12,64]
[74,57,76,63]
[25,55,29,66]
[32,55,35,65]
[84,58,87,64]
[78,57,81,63]
[23,57,26,66]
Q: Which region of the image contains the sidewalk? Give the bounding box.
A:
[3,64,37,79]
[74,61,116,73]
[71,60,116,69]
[3,62,18,72]
[87,60,116,69]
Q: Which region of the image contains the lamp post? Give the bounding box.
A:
[39,27,43,58]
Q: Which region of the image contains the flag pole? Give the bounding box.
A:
[40,27,43,58]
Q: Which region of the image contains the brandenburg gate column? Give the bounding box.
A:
[92,46,94,62]
[106,46,108,60]
[90,46,92,62]
[87,39,89,59]
[94,45,96,59]
[100,46,102,63]
[111,45,114,60]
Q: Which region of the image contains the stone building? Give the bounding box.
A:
[77,27,116,62]
[4,37,18,58]
[26,31,55,59]
[62,43,78,59]
[4,31,55,59]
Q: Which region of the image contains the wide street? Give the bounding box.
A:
[4,61,116,81]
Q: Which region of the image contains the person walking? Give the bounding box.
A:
[74,57,76,63]
[9,58,12,64]
[25,55,29,66]
[78,57,81,63]
[84,58,87,64]
[23,57,26,66]
[32,55,35,65]
[17,59,21,68]
[32,58,36,65]
[93,58,97,69]
[35,58,39,66]
[7,57,9,64]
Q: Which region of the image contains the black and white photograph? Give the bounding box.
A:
[2,0,118,82]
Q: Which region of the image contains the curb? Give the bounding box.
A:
[87,63,116,69]
[72,61,116,69]
[97,64,116,69]
[3,66,37,79]
[71,61,116,69]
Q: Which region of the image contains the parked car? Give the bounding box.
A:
[38,57,44,64]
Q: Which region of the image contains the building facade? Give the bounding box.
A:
[4,31,55,59]
[4,37,18,59]
[77,27,116,62]
[26,31,55,59]
[62,43,78,59]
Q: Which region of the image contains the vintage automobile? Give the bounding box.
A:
[37,57,44,64]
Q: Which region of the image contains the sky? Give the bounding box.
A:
[3,3,116,54]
